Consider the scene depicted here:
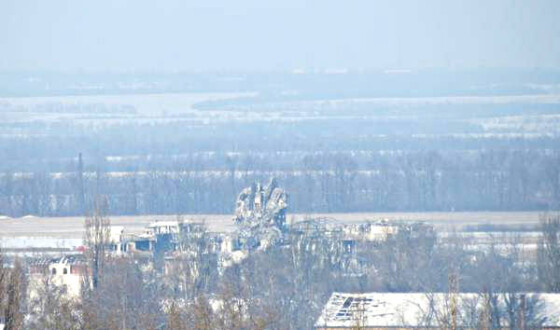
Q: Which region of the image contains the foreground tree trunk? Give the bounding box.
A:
[4,259,23,330]
[84,196,111,290]
[537,213,560,292]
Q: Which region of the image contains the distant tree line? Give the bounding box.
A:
[0,149,558,217]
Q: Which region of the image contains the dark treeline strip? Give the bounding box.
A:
[0,149,558,217]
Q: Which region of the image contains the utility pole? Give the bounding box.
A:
[78,152,86,214]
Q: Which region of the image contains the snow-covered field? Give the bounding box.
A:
[0,236,82,249]
[0,212,544,250]
[0,92,254,116]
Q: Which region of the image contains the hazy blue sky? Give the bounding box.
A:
[1,0,559,72]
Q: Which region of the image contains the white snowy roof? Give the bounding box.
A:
[148,221,179,228]
[147,220,200,228]
[315,292,560,328]
[108,226,125,243]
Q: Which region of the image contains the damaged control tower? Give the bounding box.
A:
[233,178,288,250]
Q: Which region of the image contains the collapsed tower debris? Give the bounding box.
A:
[233,178,288,250]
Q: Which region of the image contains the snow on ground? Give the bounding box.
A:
[0,212,544,250]
[0,236,82,249]
[315,292,560,328]
[0,92,254,116]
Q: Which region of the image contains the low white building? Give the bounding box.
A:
[28,255,88,302]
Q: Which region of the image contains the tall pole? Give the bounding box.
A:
[78,152,86,215]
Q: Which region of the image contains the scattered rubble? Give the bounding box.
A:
[233,178,288,250]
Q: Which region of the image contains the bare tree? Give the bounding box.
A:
[0,248,6,325]
[27,275,81,330]
[537,213,560,292]
[168,219,217,299]
[4,259,24,330]
[166,301,188,330]
[80,256,165,329]
[83,196,111,290]
[192,295,214,330]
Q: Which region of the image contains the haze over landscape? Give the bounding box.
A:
[1,1,560,329]
[1,0,560,71]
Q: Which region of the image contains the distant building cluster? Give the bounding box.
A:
[23,179,409,303]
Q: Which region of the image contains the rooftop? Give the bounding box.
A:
[315,292,560,329]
